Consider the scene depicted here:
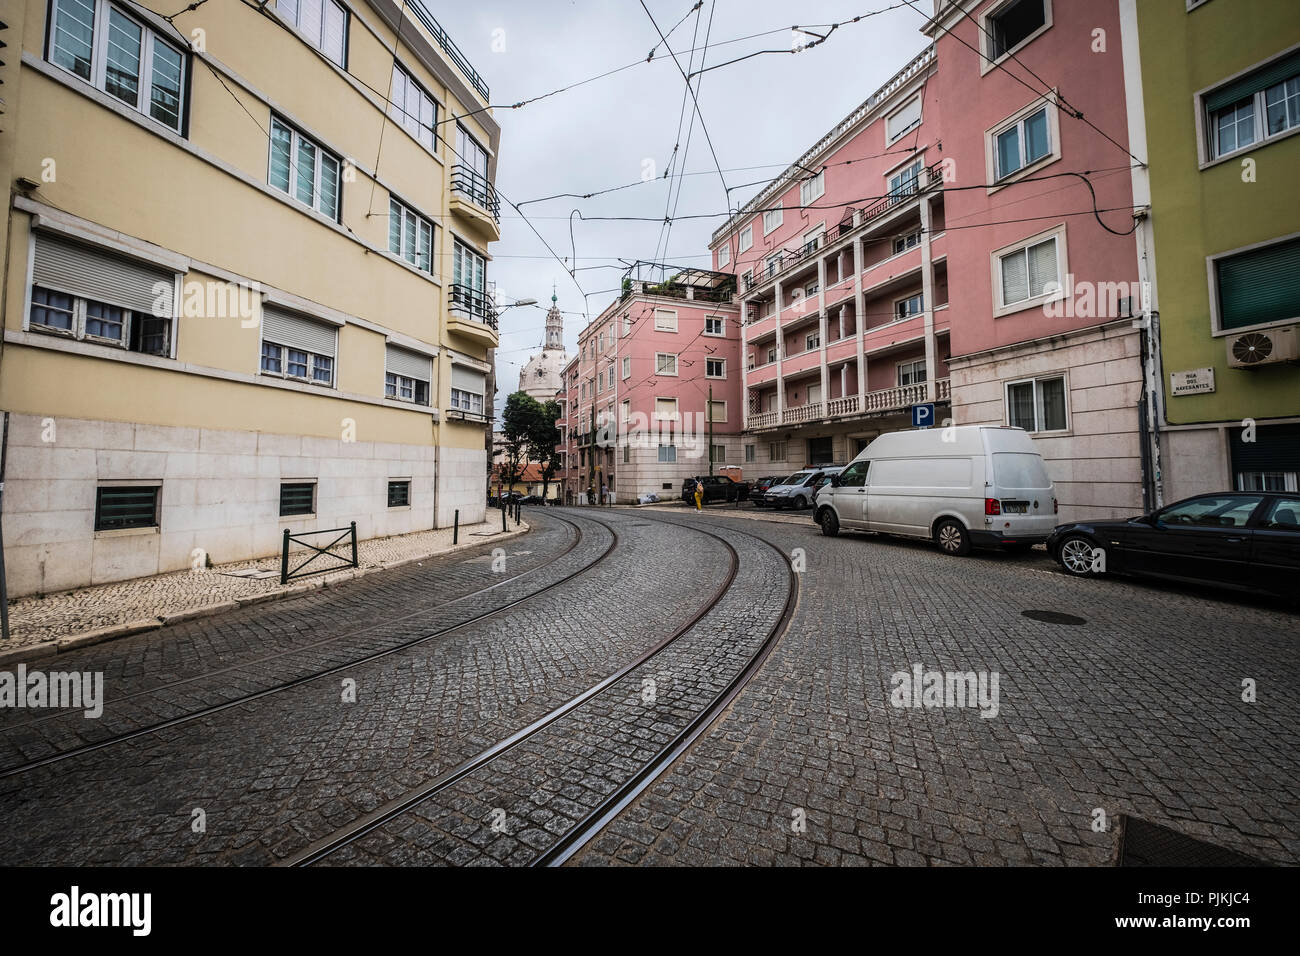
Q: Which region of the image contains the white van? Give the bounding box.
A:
[813,425,1057,555]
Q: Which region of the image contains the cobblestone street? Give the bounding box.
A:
[0,507,1295,867]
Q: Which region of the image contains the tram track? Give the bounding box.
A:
[0,511,615,780]
[285,509,797,868]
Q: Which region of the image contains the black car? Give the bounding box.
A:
[749,475,789,507]
[1047,491,1300,597]
[682,475,752,504]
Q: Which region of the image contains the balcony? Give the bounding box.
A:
[745,379,952,430]
[783,402,824,425]
[450,165,501,242]
[447,284,499,347]
[749,411,779,428]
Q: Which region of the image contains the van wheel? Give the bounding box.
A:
[934,519,971,556]
[819,509,840,537]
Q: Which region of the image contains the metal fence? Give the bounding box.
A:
[280,523,359,585]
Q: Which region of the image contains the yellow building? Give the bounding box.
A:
[0,0,501,596]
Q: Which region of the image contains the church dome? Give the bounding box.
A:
[519,292,569,401]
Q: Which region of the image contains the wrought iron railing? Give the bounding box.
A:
[451,165,500,222]
[449,283,499,330]
[280,523,358,585]
[409,1,490,101]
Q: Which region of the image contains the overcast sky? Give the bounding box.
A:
[432,1,932,410]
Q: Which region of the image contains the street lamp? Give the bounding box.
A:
[497,297,538,312]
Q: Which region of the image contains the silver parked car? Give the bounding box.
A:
[765,466,844,510]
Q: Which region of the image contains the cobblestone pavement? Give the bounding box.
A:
[0,510,743,864]
[2,517,526,651]
[571,510,1300,866]
[0,507,1294,867]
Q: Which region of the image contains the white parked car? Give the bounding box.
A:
[812,426,1057,555]
[764,466,844,510]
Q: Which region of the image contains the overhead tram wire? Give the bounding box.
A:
[651,1,708,265]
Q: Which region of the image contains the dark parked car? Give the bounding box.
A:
[750,475,790,507]
[682,475,752,504]
[1047,491,1300,597]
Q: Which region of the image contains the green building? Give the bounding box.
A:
[1133,0,1300,500]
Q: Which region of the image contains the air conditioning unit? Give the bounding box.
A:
[1226,325,1298,368]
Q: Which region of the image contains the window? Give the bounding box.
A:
[1213,235,1300,332]
[654,398,678,420]
[385,346,432,406]
[270,117,341,220]
[742,270,754,291]
[896,293,924,319]
[450,389,485,414]
[805,282,820,298]
[708,401,727,423]
[1240,473,1299,495]
[739,226,753,253]
[622,356,631,379]
[744,444,756,463]
[622,313,633,336]
[95,485,158,531]
[802,226,825,256]
[763,207,783,235]
[279,0,347,65]
[452,240,488,314]
[805,331,820,351]
[985,0,1047,63]
[894,232,921,254]
[655,353,678,375]
[898,359,927,386]
[769,441,787,461]
[261,306,336,386]
[765,253,783,279]
[279,482,316,517]
[800,171,825,206]
[1157,494,1262,528]
[387,480,411,508]
[887,159,923,197]
[388,198,433,272]
[654,309,678,331]
[710,444,726,463]
[47,0,189,131]
[994,106,1051,180]
[623,444,631,464]
[706,358,726,378]
[704,315,725,336]
[1006,376,1067,432]
[766,346,778,364]
[450,364,486,416]
[838,460,869,487]
[29,235,175,356]
[886,97,922,143]
[658,445,677,463]
[389,62,436,149]
[717,244,730,267]
[997,232,1061,310]
[1203,50,1300,160]
[456,125,492,201]
[620,400,630,423]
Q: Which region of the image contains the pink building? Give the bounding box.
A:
[556,266,741,504]
[713,0,1148,519]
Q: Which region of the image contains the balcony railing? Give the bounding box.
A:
[827,395,859,416]
[449,284,498,330]
[783,402,824,425]
[409,1,490,101]
[749,411,779,428]
[452,165,500,223]
[747,379,951,428]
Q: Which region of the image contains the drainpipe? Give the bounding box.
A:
[0,411,10,642]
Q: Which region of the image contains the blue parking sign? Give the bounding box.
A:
[912,403,936,428]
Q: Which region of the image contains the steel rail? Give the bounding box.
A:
[0,512,615,779]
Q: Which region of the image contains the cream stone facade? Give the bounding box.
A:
[0,0,500,596]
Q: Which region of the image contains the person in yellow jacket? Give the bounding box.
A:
[693,480,704,512]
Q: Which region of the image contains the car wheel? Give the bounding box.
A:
[1058,534,1103,576]
[819,508,840,537]
[933,519,971,556]
[793,495,807,510]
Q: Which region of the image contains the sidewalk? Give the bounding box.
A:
[1,519,528,665]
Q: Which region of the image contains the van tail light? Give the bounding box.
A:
[1053,497,1058,514]
[985,498,1001,516]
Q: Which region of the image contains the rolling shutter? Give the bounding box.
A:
[32,233,174,314]
[386,345,431,382]
[1230,423,1300,472]
[261,304,337,356]
[450,364,485,394]
[1204,50,1300,113]
[1217,237,1300,330]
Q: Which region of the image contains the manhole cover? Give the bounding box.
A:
[1118,817,1266,866]
[1022,609,1087,625]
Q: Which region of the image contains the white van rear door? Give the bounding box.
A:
[989,452,1057,531]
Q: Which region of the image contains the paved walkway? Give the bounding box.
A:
[1,518,527,661]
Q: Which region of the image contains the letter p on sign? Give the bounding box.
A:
[912,403,936,429]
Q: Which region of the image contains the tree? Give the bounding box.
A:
[531,400,563,504]
[500,391,542,495]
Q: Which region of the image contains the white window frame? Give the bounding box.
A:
[893,232,921,255]
[389,61,437,151]
[261,341,335,388]
[979,0,1053,77]
[621,356,631,380]
[1205,230,1300,336]
[886,95,922,144]
[269,116,342,220]
[769,441,787,461]
[1004,374,1069,434]
[706,357,726,379]
[620,400,630,423]
[653,308,678,332]
[704,315,725,337]
[388,196,434,273]
[385,371,431,406]
[655,352,679,376]
[895,292,925,320]
[805,331,820,352]
[654,397,679,421]
[897,358,927,386]
[658,444,677,463]
[46,0,189,132]
[717,244,730,267]
[986,95,1061,188]
[739,226,753,253]
[990,223,1068,318]
[800,170,825,206]
[708,401,727,423]
[763,207,784,235]
[279,0,349,66]
[886,156,924,197]
[744,444,756,463]
[1197,47,1300,167]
